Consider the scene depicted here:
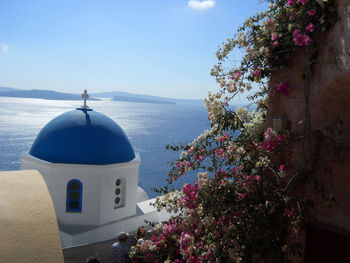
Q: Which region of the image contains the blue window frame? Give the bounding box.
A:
[66,179,83,212]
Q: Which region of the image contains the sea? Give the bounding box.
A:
[0,97,210,198]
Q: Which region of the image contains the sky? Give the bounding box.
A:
[0,0,268,99]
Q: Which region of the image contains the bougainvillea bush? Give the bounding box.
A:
[130,1,338,262]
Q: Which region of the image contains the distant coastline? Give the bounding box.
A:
[112,95,175,105]
[0,87,203,105]
[0,88,100,101]
[93,91,203,105]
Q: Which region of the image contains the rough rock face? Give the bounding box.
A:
[267,0,350,241]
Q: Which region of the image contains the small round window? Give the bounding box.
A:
[116,179,121,186]
[115,197,120,204]
[115,188,121,195]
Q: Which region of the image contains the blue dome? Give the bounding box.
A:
[29,108,135,165]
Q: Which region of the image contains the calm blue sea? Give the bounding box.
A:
[0,97,210,198]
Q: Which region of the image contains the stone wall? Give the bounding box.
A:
[267,0,350,261]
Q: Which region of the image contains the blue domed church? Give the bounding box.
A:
[20,91,160,248]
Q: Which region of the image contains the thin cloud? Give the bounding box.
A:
[2,44,9,52]
[188,0,216,10]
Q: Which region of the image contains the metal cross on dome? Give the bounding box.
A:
[81,89,89,109]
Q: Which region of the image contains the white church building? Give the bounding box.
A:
[20,91,162,248]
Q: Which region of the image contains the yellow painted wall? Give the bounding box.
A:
[0,170,63,263]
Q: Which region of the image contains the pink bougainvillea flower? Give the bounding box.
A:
[293,29,312,46]
[230,72,242,80]
[305,22,315,32]
[280,165,286,172]
[287,0,295,5]
[197,155,204,162]
[293,34,304,46]
[205,251,211,260]
[215,148,225,158]
[292,29,301,38]
[276,82,290,96]
[303,35,312,45]
[258,128,287,152]
[273,41,279,47]
[181,183,199,209]
[308,9,316,16]
[251,70,262,76]
[271,32,278,41]
[266,19,275,30]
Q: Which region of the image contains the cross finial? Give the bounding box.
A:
[81,89,89,109]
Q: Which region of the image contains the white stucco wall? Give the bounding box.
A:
[21,153,141,226]
[61,199,160,248]
[137,186,150,202]
[99,154,141,224]
[20,153,163,248]
[59,231,73,248]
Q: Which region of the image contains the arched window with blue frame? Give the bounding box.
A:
[66,179,83,212]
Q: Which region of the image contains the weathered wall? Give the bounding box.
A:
[0,170,63,263]
[267,0,350,241]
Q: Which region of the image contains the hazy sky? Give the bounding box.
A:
[0,0,268,99]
